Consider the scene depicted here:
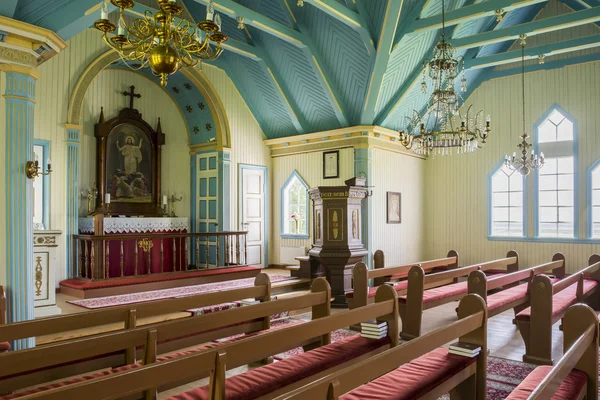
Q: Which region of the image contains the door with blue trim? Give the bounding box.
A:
[241,167,266,267]
[197,153,219,267]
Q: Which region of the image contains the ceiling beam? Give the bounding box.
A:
[486,51,600,79]
[465,34,600,69]
[0,0,19,18]
[191,0,305,47]
[409,0,548,33]
[302,0,375,54]
[392,0,429,49]
[360,0,404,124]
[452,6,600,50]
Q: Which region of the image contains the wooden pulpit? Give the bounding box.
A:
[308,177,368,307]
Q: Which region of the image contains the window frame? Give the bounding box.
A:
[33,139,50,230]
[533,104,578,239]
[488,159,527,239]
[280,170,309,239]
[587,157,600,239]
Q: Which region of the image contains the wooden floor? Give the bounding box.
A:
[49,269,565,398]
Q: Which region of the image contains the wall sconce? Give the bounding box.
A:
[26,158,52,179]
[495,9,504,22]
[236,16,245,30]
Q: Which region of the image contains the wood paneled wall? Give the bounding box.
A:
[424,61,600,273]
[270,147,354,264]
[371,148,426,266]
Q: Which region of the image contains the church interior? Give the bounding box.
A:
[1,0,600,398]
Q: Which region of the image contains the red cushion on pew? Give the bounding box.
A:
[504,366,588,400]
[486,280,539,312]
[0,342,10,352]
[340,348,477,400]
[167,334,391,400]
[0,363,141,399]
[515,279,598,321]
[346,281,409,299]
[399,281,468,305]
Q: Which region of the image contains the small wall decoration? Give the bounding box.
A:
[387,192,401,224]
[323,150,339,179]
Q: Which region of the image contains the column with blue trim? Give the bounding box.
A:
[2,68,37,349]
[65,124,81,279]
[354,147,373,268]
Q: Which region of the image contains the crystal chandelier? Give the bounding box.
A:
[504,35,544,176]
[94,0,228,87]
[399,0,491,158]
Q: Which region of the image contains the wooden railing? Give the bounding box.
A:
[72,231,248,281]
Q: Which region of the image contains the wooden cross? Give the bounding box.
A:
[122,85,141,109]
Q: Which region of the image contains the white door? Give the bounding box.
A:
[241,167,266,267]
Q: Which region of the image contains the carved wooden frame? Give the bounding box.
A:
[94,106,165,216]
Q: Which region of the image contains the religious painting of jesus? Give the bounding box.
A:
[105,123,153,203]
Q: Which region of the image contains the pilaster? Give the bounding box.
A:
[1,68,36,349]
[354,147,373,268]
[65,124,81,279]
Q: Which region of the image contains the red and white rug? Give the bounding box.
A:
[67,275,294,309]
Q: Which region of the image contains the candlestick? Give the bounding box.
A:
[206,2,214,20]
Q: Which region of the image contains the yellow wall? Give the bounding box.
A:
[424,61,600,273]
[371,148,426,265]
[271,147,354,264]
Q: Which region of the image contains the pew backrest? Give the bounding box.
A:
[467,253,565,302]
[0,286,5,325]
[270,293,488,400]
[0,276,328,384]
[0,273,272,344]
[369,249,459,285]
[16,283,400,400]
[528,304,599,399]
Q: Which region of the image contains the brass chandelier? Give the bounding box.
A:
[399,0,491,158]
[504,35,544,176]
[94,0,228,87]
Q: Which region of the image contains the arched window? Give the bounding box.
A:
[489,161,525,237]
[281,171,309,238]
[534,105,577,238]
[588,159,600,238]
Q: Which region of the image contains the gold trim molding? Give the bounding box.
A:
[265,125,424,159]
[0,62,39,79]
[0,16,67,53]
[0,47,37,69]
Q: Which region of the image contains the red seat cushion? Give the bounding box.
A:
[346,281,409,299]
[0,342,10,352]
[515,279,598,321]
[504,366,588,400]
[340,348,477,400]
[486,281,532,312]
[399,281,468,305]
[0,363,141,399]
[167,334,391,400]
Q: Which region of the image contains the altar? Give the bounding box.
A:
[78,217,189,278]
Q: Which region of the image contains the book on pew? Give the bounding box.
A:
[240,299,260,306]
[449,342,481,357]
[384,282,396,286]
[360,325,388,334]
[360,330,388,339]
[361,320,387,329]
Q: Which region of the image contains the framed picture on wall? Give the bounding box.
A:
[323,150,339,179]
[387,192,401,224]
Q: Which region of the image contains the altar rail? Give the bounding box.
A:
[72,231,248,281]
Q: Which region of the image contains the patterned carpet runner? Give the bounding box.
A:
[67,275,295,309]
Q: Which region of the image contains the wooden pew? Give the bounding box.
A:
[20,284,400,400]
[346,250,459,309]
[514,254,600,365]
[467,253,566,320]
[399,251,519,340]
[0,278,333,399]
[0,274,286,394]
[504,303,598,400]
[270,293,488,400]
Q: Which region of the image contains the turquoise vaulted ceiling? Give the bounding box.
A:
[5,0,600,138]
